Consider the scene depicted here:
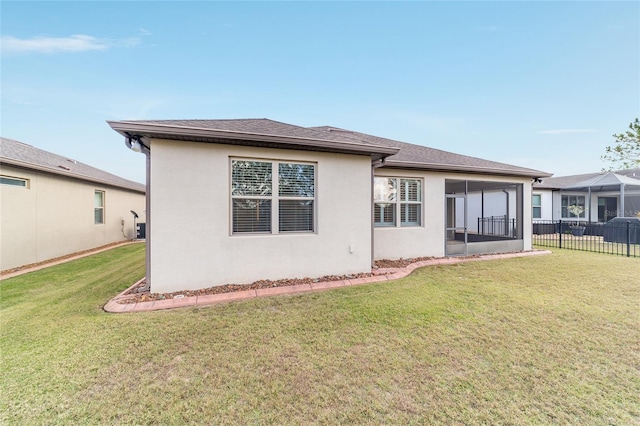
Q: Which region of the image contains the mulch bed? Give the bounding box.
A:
[118,256,436,304]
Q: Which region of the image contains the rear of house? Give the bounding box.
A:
[108,119,550,294]
[0,137,146,271]
[533,169,640,223]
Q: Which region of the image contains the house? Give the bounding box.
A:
[533,168,640,223]
[107,119,551,294]
[0,137,146,271]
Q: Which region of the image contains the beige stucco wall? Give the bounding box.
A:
[149,139,373,293]
[373,170,533,260]
[0,164,145,270]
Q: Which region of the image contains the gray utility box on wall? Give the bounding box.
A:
[603,217,640,244]
[136,223,146,239]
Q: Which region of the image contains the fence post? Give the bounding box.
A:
[627,221,631,257]
[558,220,562,249]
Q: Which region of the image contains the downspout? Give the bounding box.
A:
[144,148,151,288]
[620,183,625,217]
[371,157,386,268]
[588,187,592,222]
[481,189,485,235]
[503,189,510,236]
[126,136,151,288]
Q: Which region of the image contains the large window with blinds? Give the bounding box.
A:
[374,177,422,227]
[231,159,315,234]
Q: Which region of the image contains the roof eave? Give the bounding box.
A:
[107,120,400,159]
[0,157,145,193]
[382,160,552,179]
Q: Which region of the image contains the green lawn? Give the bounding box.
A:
[1,244,639,425]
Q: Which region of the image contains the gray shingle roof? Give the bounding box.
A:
[127,119,360,143]
[535,168,640,189]
[0,137,145,193]
[109,118,550,178]
[107,118,399,161]
[310,126,551,178]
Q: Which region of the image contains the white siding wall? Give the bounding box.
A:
[149,139,372,293]
[0,164,145,270]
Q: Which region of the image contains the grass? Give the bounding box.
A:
[1,244,639,425]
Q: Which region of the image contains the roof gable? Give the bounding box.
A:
[0,137,145,193]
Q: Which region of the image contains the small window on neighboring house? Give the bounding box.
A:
[231,159,315,234]
[94,190,105,224]
[561,194,586,218]
[532,194,542,219]
[374,177,422,227]
[1,175,29,188]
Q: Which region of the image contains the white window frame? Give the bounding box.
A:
[94,190,105,225]
[1,175,29,188]
[374,177,423,228]
[532,193,542,219]
[230,158,316,235]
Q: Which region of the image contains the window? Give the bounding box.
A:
[94,190,105,224]
[1,175,28,188]
[561,194,585,218]
[374,177,422,227]
[374,177,396,226]
[532,194,542,219]
[231,159,315,234]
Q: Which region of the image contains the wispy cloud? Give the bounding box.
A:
[537,129,596,135]
[1,34,140,54]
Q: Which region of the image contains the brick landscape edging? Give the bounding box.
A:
[104,250,552,313]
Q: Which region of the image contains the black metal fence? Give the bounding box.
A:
[478,216,517,238]
[532,220,640,258]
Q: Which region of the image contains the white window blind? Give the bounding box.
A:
[231,160,315,234]
[278,163,315,232]
[374,177,422,227]
[400,179,421,227]
[232,161,272,233]
[374,177,397,227]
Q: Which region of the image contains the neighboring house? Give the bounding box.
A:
[0,137,146,271]
[533,168,640,223]
[108,119,550,294]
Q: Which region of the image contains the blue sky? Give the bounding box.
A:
[2,1,639,184]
